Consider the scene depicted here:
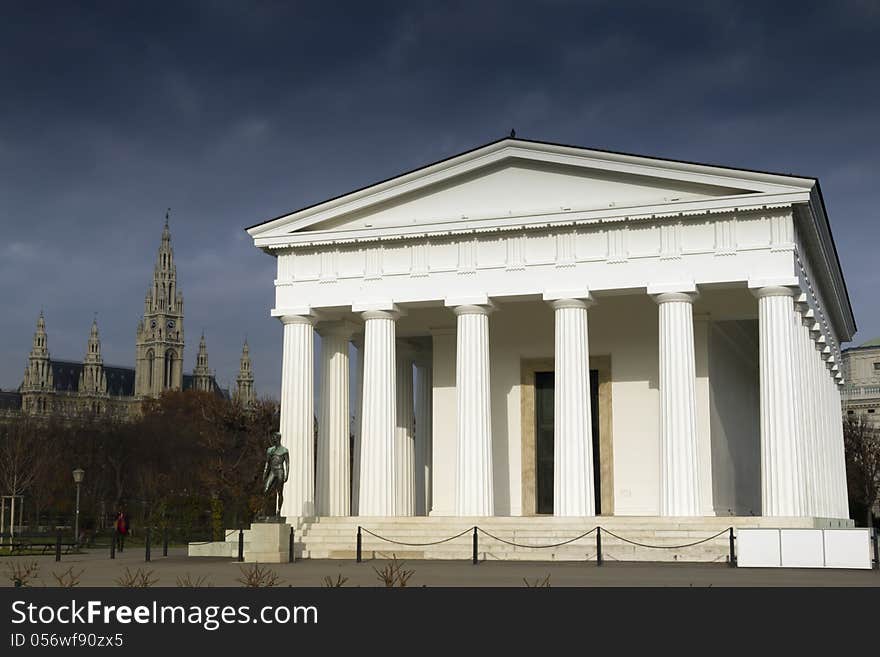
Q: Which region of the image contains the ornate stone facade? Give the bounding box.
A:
[5,218,256,419]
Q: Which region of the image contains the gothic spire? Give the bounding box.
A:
[22,310,53,392]
[30,310,49,358]
[235,337,255,405]
[80,317,107,395]
[192,332,212,392]
[85,316,103,364]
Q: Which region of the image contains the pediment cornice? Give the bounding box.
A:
[257,192,805,250]
[248,138,814,245]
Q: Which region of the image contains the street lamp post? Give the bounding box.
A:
[72,468,85,545]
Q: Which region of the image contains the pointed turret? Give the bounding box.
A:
[235,338,255,405]
[22,311,53,391]
[192,332,213,392]
[21,310,55,414]
[135,213,184,397]
[79,317,107,396]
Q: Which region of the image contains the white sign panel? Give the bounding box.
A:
[780,529,824,568]
[823,529,872,569]
[737,528,873,569]
[736,529,780,568]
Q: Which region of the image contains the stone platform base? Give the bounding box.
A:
[188,520,294,562]
[188,515,853,563]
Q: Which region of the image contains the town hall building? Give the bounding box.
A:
[0,218,256,419]
[247,136,855,529]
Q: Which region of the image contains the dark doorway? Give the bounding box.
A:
[535,370,601,515]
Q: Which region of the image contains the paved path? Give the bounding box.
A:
[2,547,878,587]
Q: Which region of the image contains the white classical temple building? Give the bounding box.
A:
[247,137,855,528]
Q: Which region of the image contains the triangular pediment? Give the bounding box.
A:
[248,138,815,246]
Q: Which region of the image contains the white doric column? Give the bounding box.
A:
[350,335,364,515]
[818,346,833,517]
[316,321,356,516]
[395,342,416,516]
[448,301,494,516]
[822,366,835,517]
[793,300,816,517]
[654,291,701,516]
[833,380,848,518]
[546,294,596,517]
[357,309,399,516]
[827,364,846,518]
[278,313,316,518]
[414,354,433,516]
[805,319,825,517]
[755,286,805,516]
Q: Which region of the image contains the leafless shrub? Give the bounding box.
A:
[52,566,84,588]
[176,573,213,587]
[321,574,348,587]
[523,574,552,588]
[6,560,39,587]
[236,563,282,587]
[373,555,414,588]
[116,567,159,587]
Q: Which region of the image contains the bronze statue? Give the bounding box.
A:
[262,431,289,517]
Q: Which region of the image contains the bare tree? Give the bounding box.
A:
[843,414,880,528]
[0,419,44,538]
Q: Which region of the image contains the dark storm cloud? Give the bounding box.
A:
[2,1,878,396]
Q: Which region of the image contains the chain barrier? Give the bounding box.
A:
[476,526,597,549]
[358,525,733,552]
[599,526,731,550]
[359,526,474,547]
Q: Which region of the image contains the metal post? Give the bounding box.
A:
[110,528,116,559]
[472,526,478,565]
[237,528,244,562]
[145,527,151,562]
[356,526,362,563]
[74,483,81,548]
[872,527,879,571]
[55,530,62,562]
[288,526,295,563]
[162,528,168,557]
[596,527,603,567]
[729,527,737,568]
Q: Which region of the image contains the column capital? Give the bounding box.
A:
[361,309,401,322]
[316,319,359,339]
[449,303,495,317]
[653,291,697,305]
[751,285,797,300]
[548,297,593,311]
[277,313,316,326]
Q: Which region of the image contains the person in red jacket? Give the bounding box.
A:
[114,510,129,552]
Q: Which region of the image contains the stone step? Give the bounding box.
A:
[191,515,822,563]
[297,526,726,540]
[301,546,729,562]
[304,515,813,526]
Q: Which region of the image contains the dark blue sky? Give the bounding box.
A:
[2,1,878,398]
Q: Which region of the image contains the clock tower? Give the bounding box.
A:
[135,213,185,397]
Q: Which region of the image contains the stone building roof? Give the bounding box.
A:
[50,360,136,397]
[46,360,226,399]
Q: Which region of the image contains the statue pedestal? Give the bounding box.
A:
[241,520,292,563]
